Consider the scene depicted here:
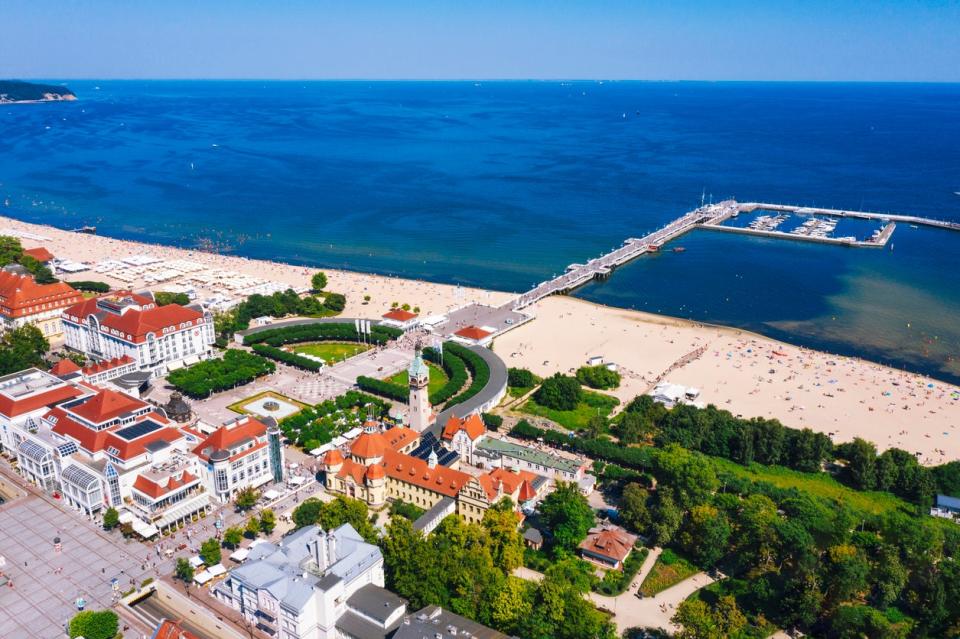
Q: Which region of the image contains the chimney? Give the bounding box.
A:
[326,530,338,566]
[309,535,328,570]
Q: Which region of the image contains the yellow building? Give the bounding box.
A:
[323,419,541,525]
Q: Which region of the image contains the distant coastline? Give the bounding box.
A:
[0,80,76,104]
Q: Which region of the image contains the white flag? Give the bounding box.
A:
[354,318,360,334]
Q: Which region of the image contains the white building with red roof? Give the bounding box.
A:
[440,413,486,465]
[7,381,209,532]
[452,325,494,346]
[192,414,285,502]
[61,290,214,378]
[0,270,83,337]
[0,367,87,455]
[380,308,420,331]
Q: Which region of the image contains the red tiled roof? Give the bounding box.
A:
[323,449,344,466]
[69,388,148,424]
[49,409,112,453]
[380,448,472,498]
[82,355,135,376]
[336,458,369,485]
[384,426,419,451]
[442,413,485,442]
[62,294,204,344]
[23,247,54,262]
[350,431,387,460]
[50,359,82,376]
[0,383,85,418]
[365,463,385,481]
[382,309,418,322]
[192,416,268,462]
[0,271,81,319]
[153,619,200,639]
[103,424,181,460]
[519,479,537,502]
[578,527,638,563]
[132,470,198,500]
[454,326,492,341]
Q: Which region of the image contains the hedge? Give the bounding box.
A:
[244,322,401,347]
[251,344,324,371]
[443,342,490,409]
[422,346,468,405]
[68,280,111,293]
[167,350,275,398]
[356,376,408,402]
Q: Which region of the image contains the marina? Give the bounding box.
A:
[510,200,958,310]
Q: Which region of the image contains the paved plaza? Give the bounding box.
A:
[0,495,152,639]
[431,303,529,339]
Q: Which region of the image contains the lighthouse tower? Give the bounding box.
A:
[408,345,431,432]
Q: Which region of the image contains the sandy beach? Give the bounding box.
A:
[3,214,958,465]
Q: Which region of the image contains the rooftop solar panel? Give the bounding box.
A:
[114,419,163,441]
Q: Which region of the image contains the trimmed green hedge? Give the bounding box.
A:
[68,280,111,293]
[244,322,401,347]
[422,346,468,405]
[168,350,275,399]
[356,376,408,402]
[443,342,490,409]
[251,344,324,371]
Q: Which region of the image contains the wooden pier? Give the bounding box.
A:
[508,199,957,310]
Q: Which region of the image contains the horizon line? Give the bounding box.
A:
[12,77,960,85]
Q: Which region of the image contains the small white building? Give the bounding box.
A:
[189,415,285,503]
[586,356,604,366]
[650,382,703,409]
[380,309,420,331]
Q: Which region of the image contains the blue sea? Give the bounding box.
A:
[2,81,959,383]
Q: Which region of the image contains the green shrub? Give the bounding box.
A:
[422,346,468,405]
[167,350,275,398]
[533,374,582,411]
[356,376,408,402]
[68,280,110,293]
[576,365,621,390]
[252,343,324,371]
[443,343,491,409]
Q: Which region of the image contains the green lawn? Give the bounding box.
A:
[710,457,908,517]
[520,390,619,430]
[639,549,699,597]
[385,362,449,396]
[291,342,372,363]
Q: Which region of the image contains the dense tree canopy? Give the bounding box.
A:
[154,291,191,306]
[534,374,582,411]
[575,365,621,390]
[167,349,275,398]
[68,610,118,639]
[292,496,379,544]
[538,481,595,552]
[0,324,49,375]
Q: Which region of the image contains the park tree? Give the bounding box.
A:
[293,496,378,543]
[292,498,324,529]
[575,365,621,390]
[260,508,277,534]
[323,292,346,312]
[223,526,244,548]
[234,486,258,511]
[840,438,878,491]
[68,610,118,639]
[175,557,195,583]
[870,545,908,609]
[533,373,582,411]
[489,576,533,635]
[245,516,261,538]
[507,367,537,389]
[311,271,328,291]
[616,411,654,445]
[823,544,870,609]
[650,492,683,546]
[482,499,525,572]
[678,504,731,568]
[200,537,222,565]
[19,254,56,283]
[0,235,23,266]
[102,507,120,530]
[0,324,49,375]
[619,483,651,534]
[652,445,718,510]
[154,291,190,306]
[539,481,594,552]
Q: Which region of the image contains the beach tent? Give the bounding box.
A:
[193,571,213,585]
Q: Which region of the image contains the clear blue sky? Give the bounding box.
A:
[3,0,958,81]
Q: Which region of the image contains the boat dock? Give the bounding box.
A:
[508,199,957,310]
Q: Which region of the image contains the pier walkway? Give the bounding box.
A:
[508,199,957,311]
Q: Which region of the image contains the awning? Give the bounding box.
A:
[118,511,136,524]
[287,476,306,486]
[193,571,213,585]
[189,555,205,568]
[131,518,159,539]
[263,489,280,500]
[207,564,226,577]
[154,494,210,529]
[229,548,250,562]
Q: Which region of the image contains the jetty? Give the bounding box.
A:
[508,199,958,310]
